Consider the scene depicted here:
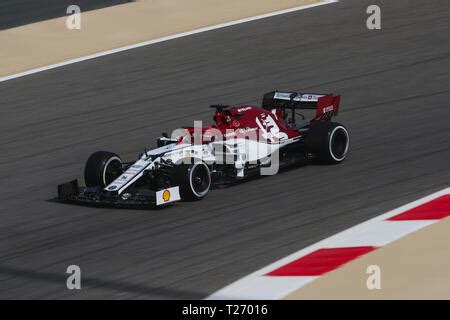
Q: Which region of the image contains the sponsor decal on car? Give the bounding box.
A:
[162,189,171,202]
[156,186,181,206]
[322,105,334,113]
[237,106,252,113]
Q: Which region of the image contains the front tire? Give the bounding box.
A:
[84,151,123,187]
[176,160,211,200]
[305,122,349,164]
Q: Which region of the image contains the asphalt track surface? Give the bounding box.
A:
[1,0,450,299]
[0,0,130,30]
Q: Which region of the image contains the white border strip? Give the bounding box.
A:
[0,0,338,83]
[207,187,450,299]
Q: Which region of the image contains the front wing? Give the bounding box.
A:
[56,180,181,208]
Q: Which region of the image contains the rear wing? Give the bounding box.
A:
[262,91,341,120]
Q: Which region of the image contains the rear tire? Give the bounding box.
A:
[176,160,211,200]
[305,122,349,164]
[84,151,123,187]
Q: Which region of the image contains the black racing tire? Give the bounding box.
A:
[305,122,350,164]
[175,160,211,201]
[84,151,123,188]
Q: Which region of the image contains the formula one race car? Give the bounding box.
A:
[57,91,349,208]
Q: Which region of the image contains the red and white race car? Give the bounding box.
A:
[57,90,349,208]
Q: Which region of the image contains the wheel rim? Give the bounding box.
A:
[330,127,349,161]
[103,157,122,186]
[190,163,211,197]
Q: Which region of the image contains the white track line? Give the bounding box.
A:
[0,0,338,83]
[208,187,450,299]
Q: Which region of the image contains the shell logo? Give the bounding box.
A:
[162,189,171,202]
